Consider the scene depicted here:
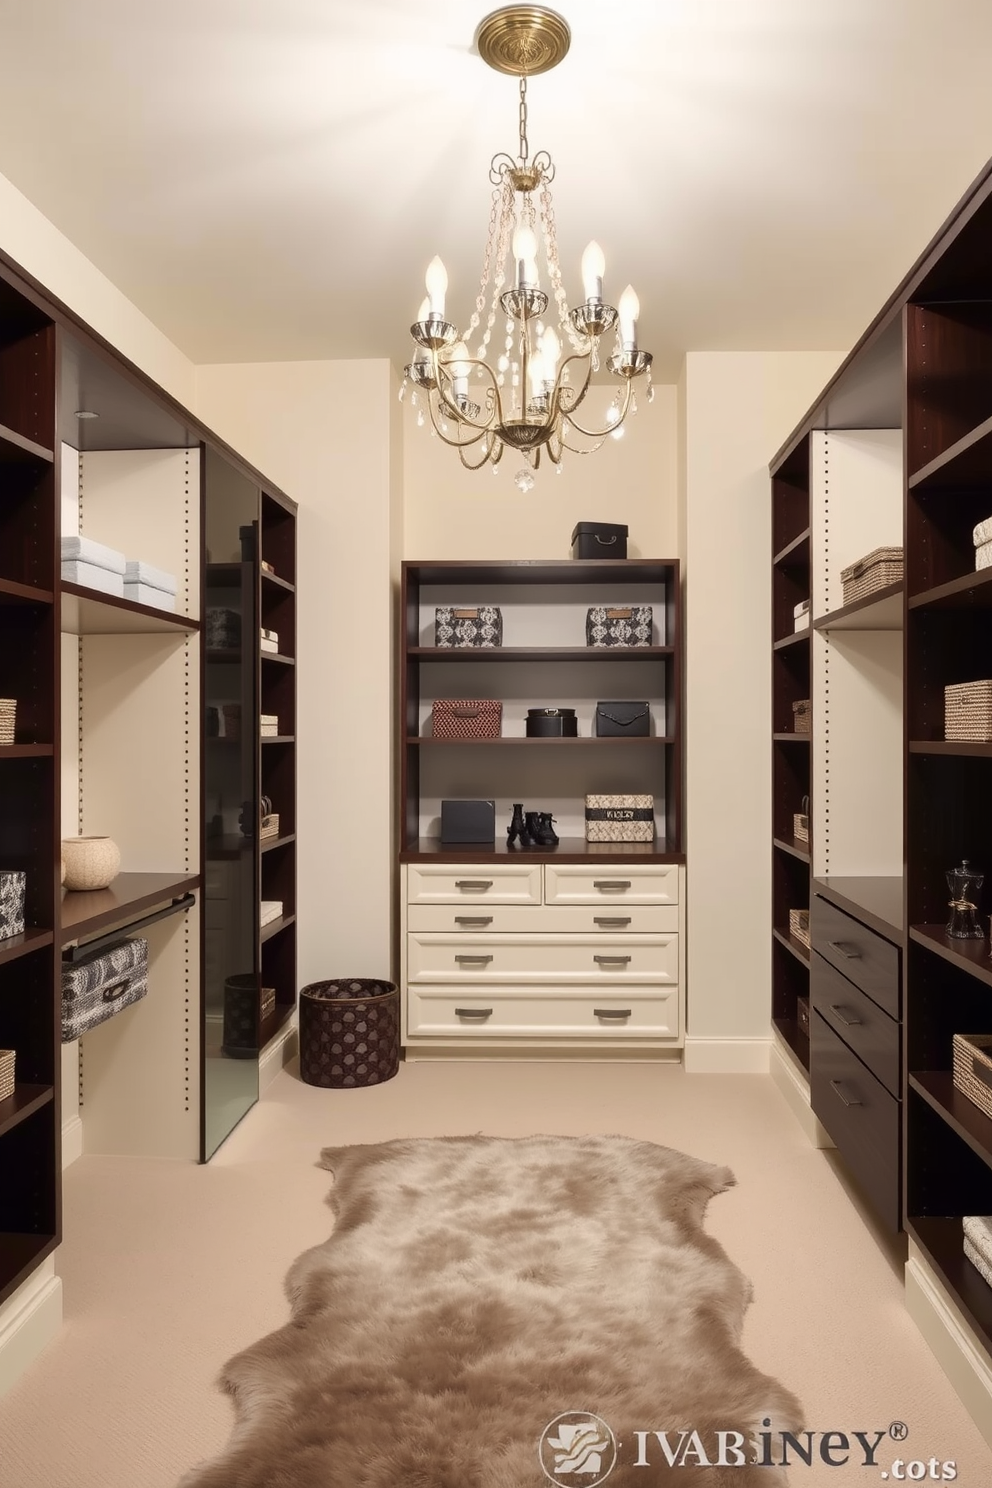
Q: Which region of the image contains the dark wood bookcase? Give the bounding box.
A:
[770,157,992,1362]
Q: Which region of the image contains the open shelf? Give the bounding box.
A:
[401,836,685,865]
[813,582,903,631]
[260,912,296,945]
[0,744,53,759]
[60,871,200,945]
[773,630,810,652]
[262,570,295,594]
[908,567,992,611]
[0,1233,58,1309]
[260,652,295,666]
[773,528,811,567]
[410,645,674,662]
[261,735,295,745]
[773,1014,810,1070]
[772,926,811,967]
[0,929,54,969]
[909,925,992,989]
[907,1216,992,1357]
[909,740,992,757]
[910,1071,992,1173]
[909,412,992,492]
[772,732,811,744]
[61,583,199,636]
[0,421,54,464]
[0,1084,54,1142]
[408,735,674,748]
[773,835,811,864]
[0,577,54,606]
[261,833,296,855]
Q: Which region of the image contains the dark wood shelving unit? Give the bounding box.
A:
[0,577,54,605]
[0,1084,54,1141]
[60,872,200,946]
[772,926,811,967]
[772,732,810,743]
[0,421,54,463]
[773,527,811,566]
[813,875,904,944]
[260,912,296,945]
[0,743,53,759]
[773,630,810,652]
[399,835,684,865]
[907,568,992,611]
[0,929,55,969]
[908,1217,992,1357]
[910,1071,992,1170]
[909,926,992,989]
[909,740,992,757]
[773,1013,810,1068]
[813,582,903,632]
[773,836,811,864]
[399,559,683,864]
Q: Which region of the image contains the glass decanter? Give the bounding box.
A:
[946,859,985,939]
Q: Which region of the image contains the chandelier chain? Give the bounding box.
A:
[519,77,529,163]
[539,183,582,353]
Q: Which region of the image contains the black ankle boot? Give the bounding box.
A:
[532,811,559,847]
[507,803,534,847]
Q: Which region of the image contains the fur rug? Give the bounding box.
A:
[180,1134,802,1487]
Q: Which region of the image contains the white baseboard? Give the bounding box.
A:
[683,1036,772,1074]
[61,1114,83,1170]
[260,1014,298,1093]
[769,1037,835,1148]
[906,1245,992,1452]
[0,1259,62,1398]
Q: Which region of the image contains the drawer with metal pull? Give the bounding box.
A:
[810,1008,900,1233]
[406,903,678,934]
[406,932,678,984]
[544,864,678,906]
[407,985,679,1038]
[406,863,541,905]
[811,895,900,1019]
[811,951,900,1098]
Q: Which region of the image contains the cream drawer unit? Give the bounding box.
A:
[406,903,678,935]
[408,986,680,1040]
[406,863,542,906]
[544,864,679,906]
[407,932,679,985]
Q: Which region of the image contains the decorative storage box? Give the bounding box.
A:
[299,978,400,1089]
[570,521,628,559]
[432,698,502,740]
[434,606,503,648]
[839,546,904,606]
[0,870,26,940]
[595,701,650,737]
[978,541,992,572]
[206,607,241,650]
[0,1048,14,1102]
[61,937,149,1042]
[794,795,810,844]
[260,900,284,928]
[260,713,279,737]
[793,699,811,734]
[963,1215,992,1289]
[793,599,810,632]
[585,794,655,842]
[945,680,992,742]
[526,707,577,737]
[953,1032,992,1121]
[789,908,810,949]
[0,698,15,745]
[585,605,653,647]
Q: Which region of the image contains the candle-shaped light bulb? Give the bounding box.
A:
[542,327,561,378]
[581,240,606,302]
[528,346,548,397]
[618,284,640,349]
[416,296,430,323]
[425,256,447,318]
[448,340,471,400]
[513,225,539,290]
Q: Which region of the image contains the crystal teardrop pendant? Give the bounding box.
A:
[514,468,535,493]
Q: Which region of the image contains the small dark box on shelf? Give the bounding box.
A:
[797,994,811,1039]
[595,701,650,737]
[571,522,628,559]
[440,799,496,844]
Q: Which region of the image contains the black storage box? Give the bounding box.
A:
[571,522,628,559]
[441,799,496,844]
[526,707,578,737]
[595,701,650,737]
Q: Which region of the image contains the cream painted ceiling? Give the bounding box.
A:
[0,0,991,379]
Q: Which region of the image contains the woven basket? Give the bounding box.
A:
[789,908,810,950]
[260,812,280,841]
[792,699,811,734]
[840,546,904,606]
[0,699,14,746]
[793,812,809,844]
[0,1048,14,1102]
[299,979,399,1089]
[945,681,992,742]
[953,1033,992,1121]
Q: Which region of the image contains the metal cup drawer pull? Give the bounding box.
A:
[454,915,493,926]
[455,953,493,965]
[594,1007,632,1019]
[829,1003,862,1028]
[455,1007,493,1019]
[594,916,631,927]
[830,1079,862,1108]
[594,954,632,965]
[828,940,862,959]
[455,880,493,892]
[594,880,631,893]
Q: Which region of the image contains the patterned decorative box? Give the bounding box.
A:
[434,606,503,648]
[945,680,992,742]
[206,607,241,650]
[0,698,15,746]
[0,870,26,941]
[793,699,811,734]
[789,908,810,949]
[953,1033,992,1121]
[0,1048,14,1102]
[585,794,655,842]
[585,605,652,647]
[61,937,148,1043]
[839,546,903,606]
[432,699,502,740]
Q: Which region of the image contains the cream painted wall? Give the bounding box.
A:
[682,351,843,1069]
[0,169,195,406]
[403,384,680,561]
[194,360,402,987]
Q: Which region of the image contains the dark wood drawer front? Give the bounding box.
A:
[811,952,900,1098]
[812,895,900,1020]
[811,1010,900,1233]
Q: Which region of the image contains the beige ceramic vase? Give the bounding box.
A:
[61,836,121,892]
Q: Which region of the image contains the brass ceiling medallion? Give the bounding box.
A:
[476,6,571,77]
[399,5,653,482]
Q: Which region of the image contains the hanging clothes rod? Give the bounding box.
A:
[62,893,196,961]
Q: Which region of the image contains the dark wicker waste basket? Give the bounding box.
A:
[299,979,400,1088]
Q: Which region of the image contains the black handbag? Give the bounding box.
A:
[595,701,650,737]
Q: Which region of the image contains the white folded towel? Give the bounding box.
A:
[60,534,126,574]
[124,559,177,595]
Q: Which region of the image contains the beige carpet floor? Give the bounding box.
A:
[1,1060,991,1487]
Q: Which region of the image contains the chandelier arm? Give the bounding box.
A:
[432,353,504,434]
[556,431,608,456]
[558,377,634,441]
[458,437,498,472]
[423,387,491,451]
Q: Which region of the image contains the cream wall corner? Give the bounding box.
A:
[195,359,402,986]
[682,351,843,1060]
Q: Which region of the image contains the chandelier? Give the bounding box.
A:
[400,5,654,483]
